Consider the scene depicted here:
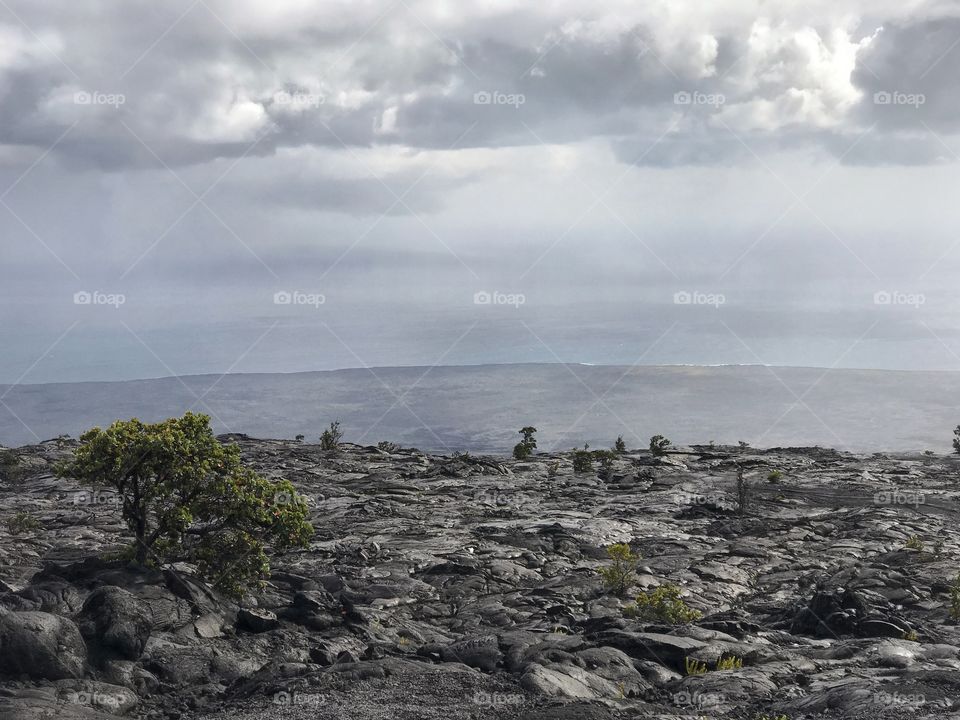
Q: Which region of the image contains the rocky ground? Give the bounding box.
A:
[2,437,960,719]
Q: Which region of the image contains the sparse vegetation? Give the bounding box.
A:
[738,440,750,450]
[513,426,537,460]
[598,543,639,596]
[572,446,593,473]
[57,412,313,596]
[0,449,21,481]
[295,434,304,442]
[954,425,960,454]
[7,510,41,535]
[378,441,400,453]
[903,629,919,642]
[950,573,960,621]
[593,449,616,481]
[684,657,708,675]
[547,462,560,478]
[320,421,344,453]
[649,435,671,457]
[767,469,783,483]
[904,535,924,551]
[716,655,744,671]
[626,584,702,625]
[614,435,626,453]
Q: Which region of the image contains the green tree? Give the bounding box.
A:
[57,413,312,596]
[614,436,627,453]
[513,426,538,460]
[649,435,671,457]
[320,421,344,453]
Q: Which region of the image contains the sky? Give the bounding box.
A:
[3,0,960,384]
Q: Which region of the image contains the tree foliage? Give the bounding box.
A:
[513,426,538,460]
[58,412,313,596]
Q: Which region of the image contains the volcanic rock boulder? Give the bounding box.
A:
[76,586,152,661]
[0,610,88,680]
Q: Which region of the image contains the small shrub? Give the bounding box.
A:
[295,434,305,442]
[631,584,702,625]
[513,426,538,460]
[649,435,671,457]
[593,450,616,480]
[572,447,593,473]
[738,440,750,450]
[0,450,20,480]
[378,441,400,453]
[598,543,639,596]
[903,629,919,642]
[547,462,560,478]
[7,510,40,535]
[614,436,626,453]
[684,657,707,675]
[320,421,343,453]
[767,469,783,483]
[904,535,924,551]
[954,425,960,454]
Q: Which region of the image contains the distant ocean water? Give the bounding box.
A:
[2,363,958,453]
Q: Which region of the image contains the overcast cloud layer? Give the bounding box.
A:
[2,0,960,386]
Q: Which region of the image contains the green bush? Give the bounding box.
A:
[767,469,782,483]
[57,412,313,597]
[572,448,593,473]
[904,535,924,551]
[627,584,702,624]
[513,426,537,460]
[614,436,626,453]
[7,510,41,535]
[598,543,639,596]
[649,435,671,457]
[320,421,343,453]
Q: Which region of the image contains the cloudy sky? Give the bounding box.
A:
[2,0,960,384]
